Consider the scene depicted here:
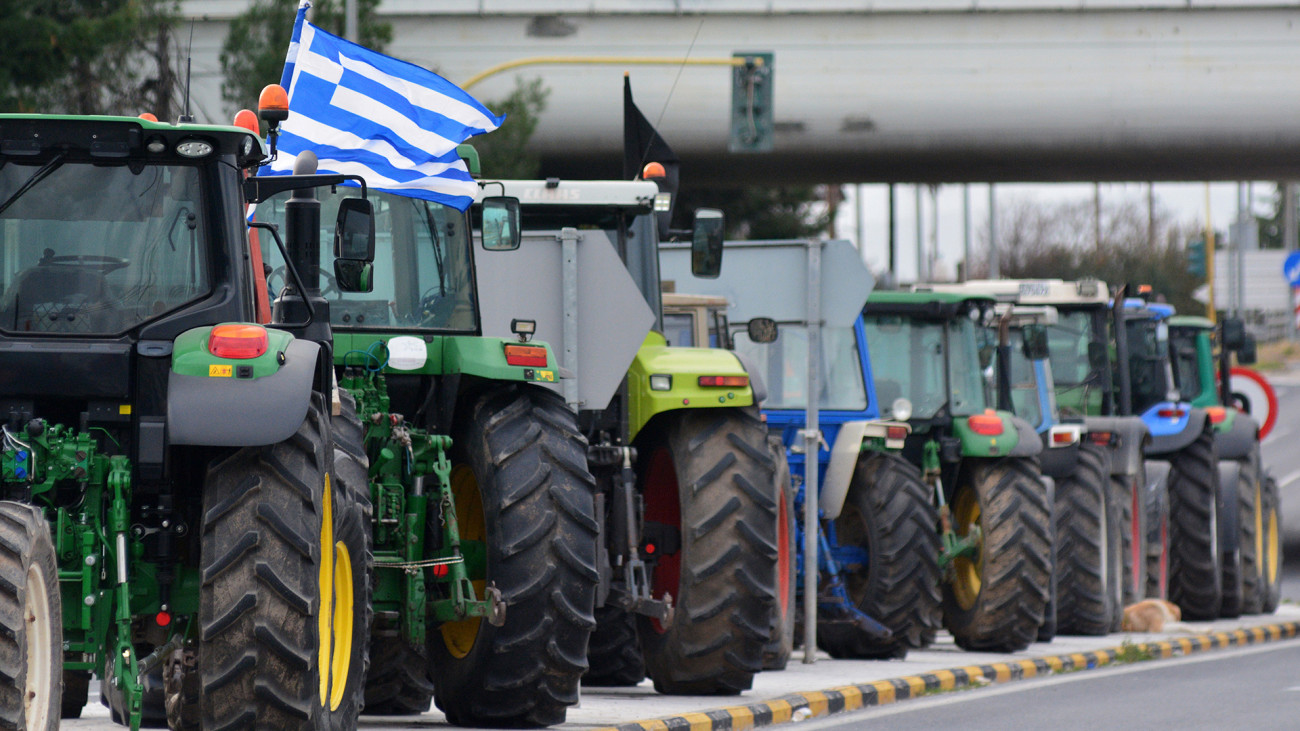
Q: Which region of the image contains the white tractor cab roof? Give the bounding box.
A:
[491,178,660,210]
[915,279,1109,306]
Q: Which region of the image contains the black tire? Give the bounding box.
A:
[942,458,1052,653]
[828,450,941,658]
[0,501,61,731]
[1114,466,1149,607]
[1259,472,1283,614]
[583,606,646,687]
[163,648,199,731]
[199,395,362,731]
[1054,442,1124,635]
[1232,447,1263,611]
[1144,462,1171,600]
[636,407,777,695]
[60,670,88,719]
[1037,476,1057,644]
[1166,428,1223,621]
[762,437,797,670]
[429,385,598,727]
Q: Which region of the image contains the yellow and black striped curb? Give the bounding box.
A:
[596,621,1300,731]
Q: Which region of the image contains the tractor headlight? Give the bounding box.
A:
[649,374,672,391]
[891,397,913,421]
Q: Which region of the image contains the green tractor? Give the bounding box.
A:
[472,176,778,695]
[1167,314,1282,615]
[252,151,599,724]
[0,102,387,729]
[862,291,1052,652]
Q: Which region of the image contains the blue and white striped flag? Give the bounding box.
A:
[269,1,503,210]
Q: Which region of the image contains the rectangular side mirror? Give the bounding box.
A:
[1221,317,1246,351]
[1087,341,1110,371]
[333,197,375,261]
[691,208,725,278]
[481,196,521,251]
[1238,334,1257,365]
[746,317,778,344]
[1021,325,1050,361]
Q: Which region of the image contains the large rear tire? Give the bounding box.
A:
[1166,429,1223,621]
[828,450,941,658]
[1259,472,1283,613]
[943,458,1051,653]
[60,670,88,720]
[637,407,777,695]
[1230,445,1264,615]
[429,385,598,727]
[1144,461,1171,600]
[1054,443,1123,635]
[0,501,60,731]
[761,437,797,670]
[583,606,646,687]
[199,395,364,731]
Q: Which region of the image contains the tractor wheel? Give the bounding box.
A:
[199,395,365,731]
[1259,473,1283,614]
[1144,462,1171,600]
[429,385,598,727]
[1114,466,1149,607]
[761,437,797,670]
[0,501,61,731]
[1054,442,1124,635]
[163,649,199,731]
[583,607,646,687]
[942,458,1051,653]
[1166,429,1223,621]
[1223,447,1261,617]
[60,670,88,719]
[829,450,941,658]
[637,407,777,695]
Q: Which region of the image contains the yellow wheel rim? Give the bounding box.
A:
[329,540,354,712]
[318,474,334,707]
[1255,481,1265,584]
[442,464,486,659]
[1266,504,1280,587]
[952,487,982,611]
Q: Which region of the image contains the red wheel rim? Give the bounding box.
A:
[643,447,681,634]
[776,481,792,619]
[1131,476,1143,597]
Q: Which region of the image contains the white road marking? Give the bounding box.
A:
[1279,469,1300,489]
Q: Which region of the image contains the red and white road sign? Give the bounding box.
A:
[1229,366,1278,440]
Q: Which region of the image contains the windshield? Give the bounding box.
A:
[1126,317,1173,413]
[733,324,868,411]
[1168,329,1204,402]
[257,189,477,332]
[1008,329,1047,428]
[1047,311,1095,387]
[0,161,210,335]
[863,315,988,420]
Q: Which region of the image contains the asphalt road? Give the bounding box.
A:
[1259,371,1300,603]
[789,639,1300,730]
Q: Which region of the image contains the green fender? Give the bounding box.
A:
[626,332,755,442]
[951,410,1041,458]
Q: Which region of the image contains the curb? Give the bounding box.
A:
[595,621,1300,731]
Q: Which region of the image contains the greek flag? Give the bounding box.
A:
[270,1,503,210]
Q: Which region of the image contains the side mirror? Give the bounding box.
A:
[690,208,725,278]
[1087,341,1109,371]
[481,196,521,251]
[1221,317,1246,351]
[746,317,778,344]
[1021,325,1049,361]
[978,345,995,371]
[333,197,375,261]
[1238,334,1257,365]
[334,259,373,293]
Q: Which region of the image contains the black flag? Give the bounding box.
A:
[623,75,679,237]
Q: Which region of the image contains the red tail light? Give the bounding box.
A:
[209,324,268,359]
[698,375,749,388]
[967,410,1004,436]
[1052,430,1075,445]
[1157,408,1186,419]
[504,344,548,367]
[1205,406,1227,424]
[1089,431,1112,446]
[886,426,909,441]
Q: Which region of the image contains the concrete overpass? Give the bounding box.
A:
[183,1,1300,185]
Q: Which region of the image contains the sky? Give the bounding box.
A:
[837,181,1278,283]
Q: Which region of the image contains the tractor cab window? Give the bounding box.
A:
[1125,318,1174,413]
[947,317,990,416]
[733,324,867,412]
[663,312,694,347]
[1047,311,1094,387]
[1007,329,1046,429]
[257,190,477,332]
[0,161,210,335]
[1168,329,1203,402]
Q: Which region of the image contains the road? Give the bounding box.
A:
[789,640,1300,730]
[1260,370,1300,604]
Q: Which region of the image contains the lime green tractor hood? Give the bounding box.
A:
[627,332,755,440]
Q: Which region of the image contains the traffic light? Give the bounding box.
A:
[730,52,774,153]
[1187,236,1206,278]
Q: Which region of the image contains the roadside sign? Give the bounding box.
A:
[1283,251,1300,286]
[1229,366,1278,440]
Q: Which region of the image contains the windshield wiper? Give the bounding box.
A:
[0,153,67,217]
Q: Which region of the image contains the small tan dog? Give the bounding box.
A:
[1121,599,1192,633]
